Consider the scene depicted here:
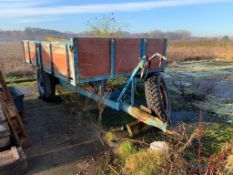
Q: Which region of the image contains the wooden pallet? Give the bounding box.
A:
[0,70,29,148]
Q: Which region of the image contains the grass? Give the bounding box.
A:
[204,123,233,152]
[124,149,168,175]
[167,61,233,79]
[106,131,118,142]
[8,81,36,87]
[111,139,188,175]
[205,141,233,174]
[167,39,233,63]
[115,141,136,159]
[6,69,35,79]
[4,69,36,86]
[184,123,233,154]
[225,150,233,174]
[197,98,233,118]
[104,119,232,174]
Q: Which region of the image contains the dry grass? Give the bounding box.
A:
[225,148,233,174]
[6,69,34,78]
[167,39,233,63]
[205,141,233,175]
[124,149,168,175]
[115,141,136,159]
[122,146,188,175]
[95,112,231,175]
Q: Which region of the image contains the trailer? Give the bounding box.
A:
[21,37,174,135]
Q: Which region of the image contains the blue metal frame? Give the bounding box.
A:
[140,38,146,57]
[56,54,154,110]
[110,39,116,78]
[59,79,121,110]
[49,43,54,75]
[117,56,146,102]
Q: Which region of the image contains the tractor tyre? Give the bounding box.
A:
[144,73,171,122]
[37,70,57,102]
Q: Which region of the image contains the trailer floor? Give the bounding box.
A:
[19,86,105,175]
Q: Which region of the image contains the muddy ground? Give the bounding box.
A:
[10,59,233,174]
[19,86,105,175]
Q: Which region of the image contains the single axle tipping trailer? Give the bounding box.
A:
[22,37,176,135]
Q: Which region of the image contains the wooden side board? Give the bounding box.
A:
[22,37,167,83]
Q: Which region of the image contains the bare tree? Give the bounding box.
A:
[86,14,125,37]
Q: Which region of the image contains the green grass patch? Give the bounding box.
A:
[203,123,233,153]
[6,70,35,80]
[186,122,233,154]
[124,149,167,175]
[115,141,136,159]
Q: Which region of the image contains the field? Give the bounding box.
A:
[0,40,233,174]
[168,39,233,63]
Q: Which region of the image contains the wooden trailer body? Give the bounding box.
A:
[22,38,167,86]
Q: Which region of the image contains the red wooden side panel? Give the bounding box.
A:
[52,44,68,77]
[77,38,111,79]
[146,39,165,69]
[41,43,51,71]
[23,42,30,63]
[115,38,141,74]
[28,42,37,65]
[50,44,75,83]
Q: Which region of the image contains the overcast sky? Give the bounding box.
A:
[0,0,233,36]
